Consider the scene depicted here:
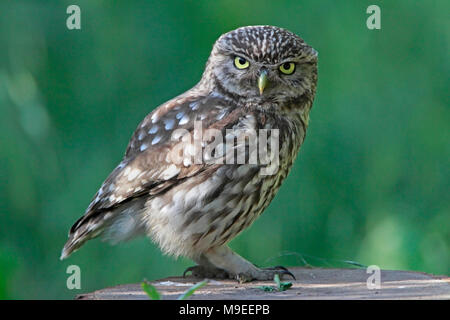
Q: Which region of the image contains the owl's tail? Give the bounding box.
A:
[60,215,106,260]
[61,199,146,259]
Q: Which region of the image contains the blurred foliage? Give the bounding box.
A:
[0,0,448,299]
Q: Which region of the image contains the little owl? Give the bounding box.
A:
[61,25,318,282]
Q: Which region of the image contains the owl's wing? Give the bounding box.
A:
[63,92,259,256]
[83,94,242,214]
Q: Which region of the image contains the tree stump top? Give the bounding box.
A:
[77,267,449,300]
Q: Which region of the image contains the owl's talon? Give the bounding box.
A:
[183,266,196,278]
[264,265,296,280]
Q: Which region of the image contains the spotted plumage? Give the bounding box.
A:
[61,25,318,281]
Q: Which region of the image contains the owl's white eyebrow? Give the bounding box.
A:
[268,57,310,68]
[228,53,251,61]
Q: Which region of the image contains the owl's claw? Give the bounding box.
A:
[263,265,296,280]
[183,266,196,278]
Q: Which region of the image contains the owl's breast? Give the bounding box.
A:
[143,110,308,258]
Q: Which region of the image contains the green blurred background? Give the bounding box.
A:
[0,0,448,299]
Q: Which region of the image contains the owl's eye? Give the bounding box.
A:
[279,62,296,75]
[234,56,250,69]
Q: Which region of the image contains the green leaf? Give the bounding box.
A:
[141,281,161,300]
[274,274,281,288]
[279,282,293,291]
[257,285,276,292]
[177,280,208,300]
[274,274,292,292]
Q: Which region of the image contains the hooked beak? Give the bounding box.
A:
[258,70,268,95]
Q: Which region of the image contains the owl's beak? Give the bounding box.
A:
[258,70,268,95]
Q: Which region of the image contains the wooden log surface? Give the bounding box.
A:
[76,267,449,300]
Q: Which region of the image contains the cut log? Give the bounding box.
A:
[76,267,449,300]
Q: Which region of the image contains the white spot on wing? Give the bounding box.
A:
[127,168,141,181]
[138,131,146,141]
[161,164,180,179]
[149,125,158,134]
[140,143,148,151]
[171,129,186,141]
[151,113,159,123]
[176,112,184,119]
[183,157,192,167]
[189,101,199,110]
[152,136,162,145]
[179,114,190,125]
[164,119,175,130]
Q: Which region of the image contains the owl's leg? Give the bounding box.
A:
[197,246,295,282]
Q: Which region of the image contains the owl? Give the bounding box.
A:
[61,25,318,282]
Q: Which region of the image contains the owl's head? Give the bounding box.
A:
[202,25,318,108]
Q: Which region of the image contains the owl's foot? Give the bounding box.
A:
[198,246,297,283]
[183,265,230,279]
[236,265,295,283]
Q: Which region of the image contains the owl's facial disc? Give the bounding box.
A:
[205,26,318,105]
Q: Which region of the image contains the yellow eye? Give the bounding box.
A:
[234,56,250,69]
[279,62,296,75]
